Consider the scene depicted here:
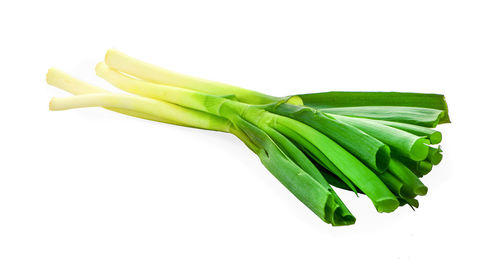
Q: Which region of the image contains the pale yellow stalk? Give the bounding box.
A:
[47,69,232,132]
[49,93,232,133]
[104,49,280,104]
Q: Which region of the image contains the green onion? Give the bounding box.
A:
[46,49,451,226]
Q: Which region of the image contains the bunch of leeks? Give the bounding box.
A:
[47,49,449,226]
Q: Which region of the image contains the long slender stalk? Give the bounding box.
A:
[104,49,279,104]
[46,68,172,124]
[96,62,235,115]
[49,93,232,133]
[47,68,234,131]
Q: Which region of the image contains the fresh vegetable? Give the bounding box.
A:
[46,49,450,226]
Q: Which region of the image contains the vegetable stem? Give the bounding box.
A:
[104,49,279,104]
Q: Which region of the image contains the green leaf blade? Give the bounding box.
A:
[297,91,450,124]
[267,103,390,172]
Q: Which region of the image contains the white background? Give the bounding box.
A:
[1,1,499,265]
